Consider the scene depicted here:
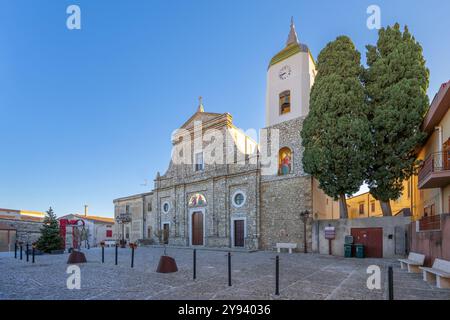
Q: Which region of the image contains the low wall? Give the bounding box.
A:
[409,214,450,267]
[312,216,411,258]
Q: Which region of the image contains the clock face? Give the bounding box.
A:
[279,65,292,80]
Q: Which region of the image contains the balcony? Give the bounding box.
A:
[418,152,450,189]
[417,215,442,232]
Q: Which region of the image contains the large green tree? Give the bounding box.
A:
[302,36,371,218]
[36,207,63,252]
[364,24,429,216]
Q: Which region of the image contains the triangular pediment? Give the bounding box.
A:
[180,111,225,130]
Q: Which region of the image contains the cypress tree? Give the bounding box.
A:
[302,36,371,218]
[364,24,429,216]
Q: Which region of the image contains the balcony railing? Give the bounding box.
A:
[418,152,450,188]
[418,214,442,231]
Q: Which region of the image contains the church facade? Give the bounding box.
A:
[113,20,334,251]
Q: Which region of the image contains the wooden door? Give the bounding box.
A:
[163,223,169,245]
[234,220,245,247]
[351,228,383,258]
[191,212,204,246]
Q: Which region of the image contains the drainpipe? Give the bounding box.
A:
[435,126,444,214]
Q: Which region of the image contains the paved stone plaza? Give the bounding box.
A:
[1,247,449,300]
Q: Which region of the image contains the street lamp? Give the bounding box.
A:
[116,212,131,248]
[300,210,311,253]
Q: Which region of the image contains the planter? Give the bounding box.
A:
[67,250,87,264]
[50,249,65,255]
[156,255,178,273]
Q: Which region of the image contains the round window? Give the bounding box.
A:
[163,202,170,213]
[233,192,246,207]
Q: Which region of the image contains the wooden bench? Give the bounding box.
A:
[276,243,297,254]
[420,258,450,289]
[398,252,425,273]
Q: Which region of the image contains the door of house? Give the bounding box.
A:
[351,228,383,258]
[163,223,169,245]
[0,229,16,252]
[234,220,245,247]
[191,212,204,246]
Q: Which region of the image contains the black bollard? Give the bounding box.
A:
[388,265,394,300]
[26,243,29,262]
[275,255,280,296]
[102,246,105,263]
[193,249,197,280]
[14,242,17,259]
[20,245,23,260]
[131,246,135,268]
[32,246,35,263]
[115,244,118,265]
[228,252,232,287]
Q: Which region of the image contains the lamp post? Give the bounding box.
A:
[116,212,131,249]
[300,210,311,254]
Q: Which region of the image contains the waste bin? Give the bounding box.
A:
[344,244,352,258]
[355,244,364,258]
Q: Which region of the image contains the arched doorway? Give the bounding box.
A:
[188,193,206,246]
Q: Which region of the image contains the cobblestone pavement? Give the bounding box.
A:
[1,247,449,300]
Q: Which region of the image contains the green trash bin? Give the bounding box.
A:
[344,244,352,258]
[355,244,365,258]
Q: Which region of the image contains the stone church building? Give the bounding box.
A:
[113,20,335,251]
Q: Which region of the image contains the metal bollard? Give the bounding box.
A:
[14,242,17,259]
[32,246,35,263]
[228,252,232,287]
[26,243,29,262]
[20,245,23,260]
[388,265,394,300]
[275,255,280,296]
[115,243,118,265]
[193,249,197,280]
[131,245,135,268]
[102,246,105,264]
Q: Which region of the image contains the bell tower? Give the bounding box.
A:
[265,18,316,127]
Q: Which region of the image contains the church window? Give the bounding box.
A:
[162,202,170,213]
[195,152,204,171]
[232,191,246,208]
[188,193,207,207]
[279,90,291,115]
[278,147,292,175]
[147,202,152,212]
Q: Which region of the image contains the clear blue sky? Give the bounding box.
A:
[1,0,449,217]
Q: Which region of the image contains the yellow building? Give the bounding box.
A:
[412,81,450,220]
[346,179,413,219]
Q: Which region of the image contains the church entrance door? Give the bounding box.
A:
[191,212,204,246]
[234,220,245,247]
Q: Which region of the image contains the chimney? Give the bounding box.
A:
[84,205,88,217]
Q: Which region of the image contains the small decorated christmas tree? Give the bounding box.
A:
[36,207,63,253]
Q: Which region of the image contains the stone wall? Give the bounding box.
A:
[0,219,43,244]
[260,176,312,251]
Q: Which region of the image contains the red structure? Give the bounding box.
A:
[59,219,84,249]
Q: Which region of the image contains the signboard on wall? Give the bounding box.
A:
[324,226,336,240]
